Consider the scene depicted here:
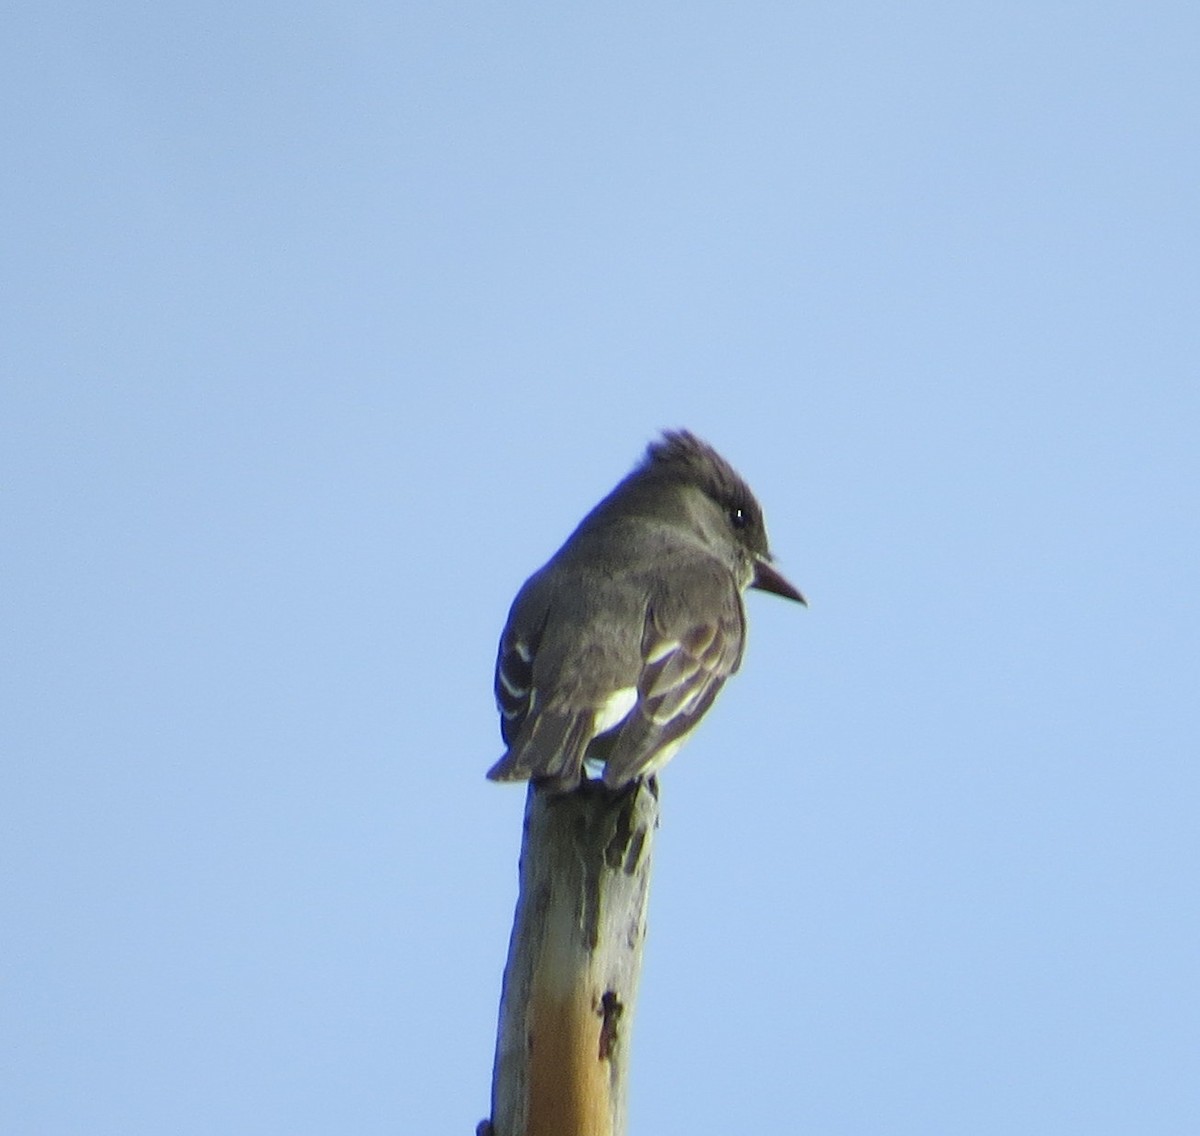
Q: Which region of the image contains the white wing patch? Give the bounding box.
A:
[593,686,638,735]
[497,666,527,700]
[645,638,680,664]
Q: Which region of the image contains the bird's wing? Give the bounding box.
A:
[601,574,745,788]
[486,576,596,792]
[494,625,537,747]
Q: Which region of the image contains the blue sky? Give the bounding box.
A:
[4,3,1198,1133]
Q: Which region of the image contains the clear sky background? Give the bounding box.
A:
[4,4,1198,1134]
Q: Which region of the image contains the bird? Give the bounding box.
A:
[487,430,805,793]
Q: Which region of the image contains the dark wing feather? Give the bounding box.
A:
[601,577,745,788]
[486,576,594,792]
[494,632,535,747]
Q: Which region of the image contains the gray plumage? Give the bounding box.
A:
[487,430,804,793]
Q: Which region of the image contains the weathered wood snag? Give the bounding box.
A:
[483,777,659,1136]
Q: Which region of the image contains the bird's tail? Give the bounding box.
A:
[486,710,592,793]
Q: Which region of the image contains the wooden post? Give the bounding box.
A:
[480,777,660,1136]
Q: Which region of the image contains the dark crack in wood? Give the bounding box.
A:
[598,991,623,1061]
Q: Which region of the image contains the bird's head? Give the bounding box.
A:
[639,430,806,604]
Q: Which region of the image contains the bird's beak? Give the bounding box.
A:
[752,557,807,605]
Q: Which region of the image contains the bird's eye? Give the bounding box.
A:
[729,506,749,529]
